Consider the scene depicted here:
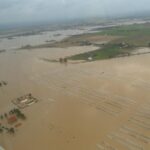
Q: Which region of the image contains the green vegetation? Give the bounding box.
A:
[69,23,150,61]
[70,43,134,61]
[98,23,150,36]
[98,23,150,47]
[13,108,26,120]
[0,108,26,135]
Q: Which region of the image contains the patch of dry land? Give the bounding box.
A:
[0,22,150,150]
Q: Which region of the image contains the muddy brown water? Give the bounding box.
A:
[0,46,150,150]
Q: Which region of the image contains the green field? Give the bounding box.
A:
[69,23,150,61]
[98,23,150,46]
[70,44,134,61]
[99,23,150,36]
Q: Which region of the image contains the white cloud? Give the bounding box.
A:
[0,0,150,24]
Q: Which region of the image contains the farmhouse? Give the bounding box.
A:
[7,115,18,124]
[12,93,39,109]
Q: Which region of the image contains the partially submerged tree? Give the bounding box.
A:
[9,128,15,134]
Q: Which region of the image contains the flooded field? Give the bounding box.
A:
[0,26,98,50]
[0,46,150,150]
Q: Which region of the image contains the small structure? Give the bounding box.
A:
[12,93,39,109]
[7,115,18,124]
[88,57,93,61]
[119,42,129,48]
[15,123,22,128]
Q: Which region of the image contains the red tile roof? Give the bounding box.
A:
[7,115,17,124]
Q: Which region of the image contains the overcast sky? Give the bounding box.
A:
[0,0,150,25]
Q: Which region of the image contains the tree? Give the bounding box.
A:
[59,58,63,63]
[0,128,3,133]
[14,108,26,120]
[0,115,3,120]
[64,58,68,63]
[19,113,26,120]
[9,128,15,134]
[4,113,7,118]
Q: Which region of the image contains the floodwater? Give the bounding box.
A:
[0,26,98,50]
[0,26,150,150]
[1,19,149,50]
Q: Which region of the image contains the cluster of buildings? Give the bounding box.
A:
[0,107,27,137]
[12,93,38,109]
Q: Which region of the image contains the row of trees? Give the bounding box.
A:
[59,58,68,64]
[0,108,26,120]
[0,126,15,134]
